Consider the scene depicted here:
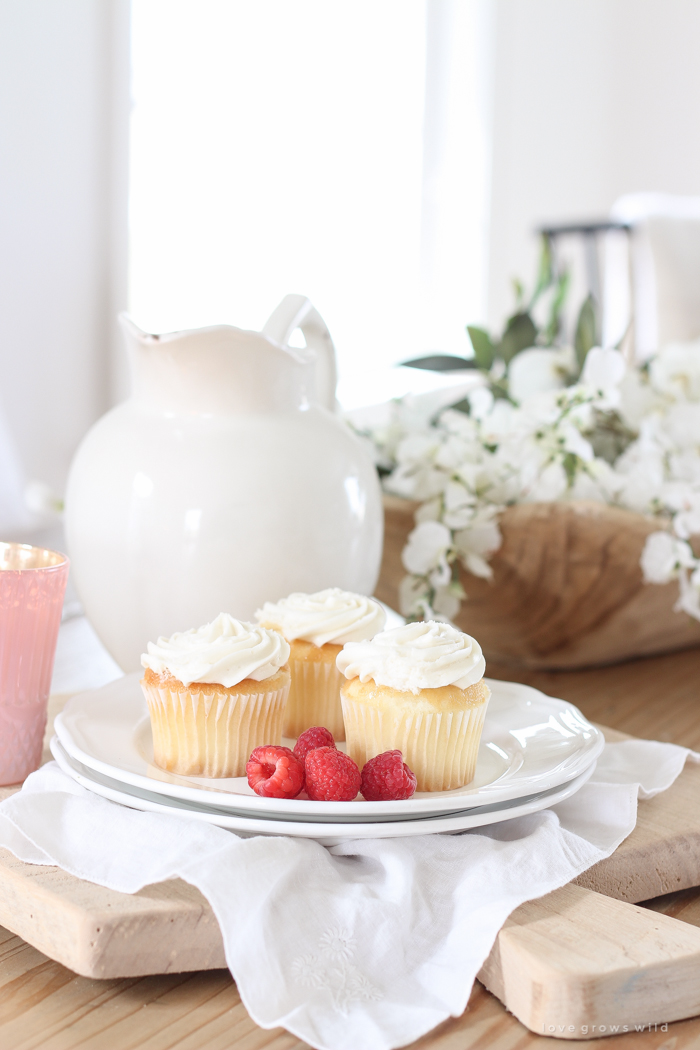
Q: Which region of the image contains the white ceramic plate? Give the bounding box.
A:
[54,672,603,822]
[50,736,596,846]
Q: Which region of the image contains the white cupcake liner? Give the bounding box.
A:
[285,657,346,741]
[142,680,289,778]
[341,687,490,791]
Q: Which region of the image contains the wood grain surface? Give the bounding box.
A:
[2,649,700,1049]
[378,495,700,670]
[478,883,700,1037]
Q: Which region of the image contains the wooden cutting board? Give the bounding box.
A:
[2,716,700,1038]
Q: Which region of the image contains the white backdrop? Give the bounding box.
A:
[487,0,700,334]
[2,0,700,512]
[128,0,491,398]
[0,0,129,519]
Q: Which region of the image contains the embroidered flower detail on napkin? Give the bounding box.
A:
[291,925,383,1014]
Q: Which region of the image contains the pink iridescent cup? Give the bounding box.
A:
[0,542,69,785]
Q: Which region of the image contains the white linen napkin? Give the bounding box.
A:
[0,740,696,1050]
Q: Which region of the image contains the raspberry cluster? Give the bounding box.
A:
[246,726,417,803]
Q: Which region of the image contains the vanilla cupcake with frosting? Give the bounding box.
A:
[256,588,385,740]
[141,613,290,778]
[337,621,489,791]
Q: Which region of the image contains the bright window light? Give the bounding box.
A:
[129,0,490,405]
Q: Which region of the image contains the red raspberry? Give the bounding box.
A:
[246,745,304,799]
[294,726,336,763]
[304,746,361,802]
[361,751,417,801]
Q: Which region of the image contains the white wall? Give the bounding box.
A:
[0,0,129,501]
[128,0,491,389]
[486,0,700,331]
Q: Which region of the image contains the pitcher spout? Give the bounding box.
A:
[119,314,314,414]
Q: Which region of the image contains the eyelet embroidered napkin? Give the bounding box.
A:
[0,740,696,1050]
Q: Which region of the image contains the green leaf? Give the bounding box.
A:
[511,277,525,309]
[542,269,570,346]
[466,326,495,370]
[529,234,554,309]
[400,355,478,371]
[498,312,538,364]
[583,408,638,465]
[562,451,579,486]
[488,375,514,403]
[447,398,472,415]
[574,294,598,371]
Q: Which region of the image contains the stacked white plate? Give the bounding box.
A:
[52,673,604,846]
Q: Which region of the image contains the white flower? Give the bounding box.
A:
[523,460,568,502]
[650,340,700,401]
[432,586,461,619]
[665,402,700,449]
[398,574,432,618]
[24,480,63,516]
[568,470,608,502]
[467,385,494,419]
[677,566,700,620]
[581,347,626,392]
[640,532,695,583]
[561,425,594,461]
[402,520,452,575]
[414,497,442,523]
[508,347,573,404]
[441,480,475,530]
[480,399,516,443]
[454,517,502,579]
[618,368,658,428]
[673,508,700,540]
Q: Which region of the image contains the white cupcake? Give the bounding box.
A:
[256,588,385,740]
[337,621,489,791]
[141,613,290,778]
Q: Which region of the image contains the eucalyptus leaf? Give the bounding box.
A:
[498,312,538,364]
[466,326,495,370]
[574,294,598,371]
[400,355,478,372]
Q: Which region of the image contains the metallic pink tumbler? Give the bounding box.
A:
[0,542,69,785]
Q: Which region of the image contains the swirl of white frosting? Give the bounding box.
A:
[255,588,386,647]
[336,620,485,694]
[141,613,290,688]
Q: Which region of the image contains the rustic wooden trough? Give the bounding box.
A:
[376,495,700,670]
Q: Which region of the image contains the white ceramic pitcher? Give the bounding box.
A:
[65,295,383,671]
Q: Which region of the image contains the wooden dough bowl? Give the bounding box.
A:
[376,495,700,670]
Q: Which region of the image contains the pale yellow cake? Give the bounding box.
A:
[256,589,386,742]
[283,638,345,739]
[340,675,490,792]
[141,664,290,778]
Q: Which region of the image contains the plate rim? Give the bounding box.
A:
[54,672,604,819]
[50,736,597,843]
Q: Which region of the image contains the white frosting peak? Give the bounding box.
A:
[256,588,386,647]
[336,620,485,694]
[141,613,290,688]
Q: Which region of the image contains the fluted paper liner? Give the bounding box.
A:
[285,657,346,740]
[341,684,490,791]
[142,679,290,778]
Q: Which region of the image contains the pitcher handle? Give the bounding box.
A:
[263,294,338,412]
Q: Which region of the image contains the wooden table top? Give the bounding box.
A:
[3,646,700,1050]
